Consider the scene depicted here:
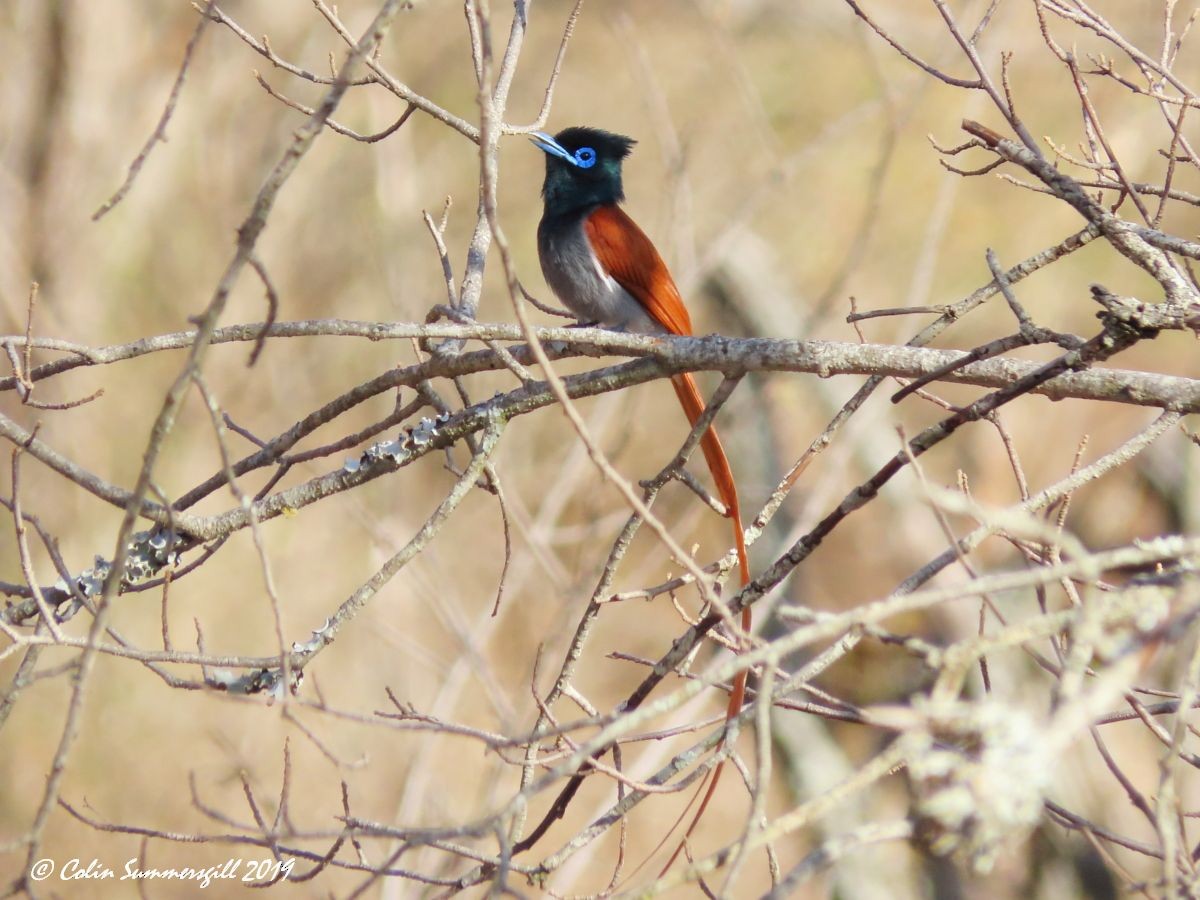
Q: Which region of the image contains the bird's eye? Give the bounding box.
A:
[574,147,597,168]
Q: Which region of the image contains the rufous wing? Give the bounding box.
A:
[584,205,694,337]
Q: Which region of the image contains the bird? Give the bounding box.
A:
[531,125,751,868]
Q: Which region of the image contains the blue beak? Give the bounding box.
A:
[530,131,578,166]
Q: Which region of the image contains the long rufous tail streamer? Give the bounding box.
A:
[581,204,752,873]
[661,371,752,874]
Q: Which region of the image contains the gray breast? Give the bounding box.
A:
[537,210,661,334]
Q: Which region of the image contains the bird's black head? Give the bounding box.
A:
[531,126,636,216]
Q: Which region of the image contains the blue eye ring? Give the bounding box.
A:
[574,147,597,168]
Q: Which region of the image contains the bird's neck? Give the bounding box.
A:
[540,176,623,219]
[538,202,600,235]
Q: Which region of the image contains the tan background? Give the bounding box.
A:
[1,0,1198,895]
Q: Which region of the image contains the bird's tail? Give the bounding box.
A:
[664,372,751,871]
[670,374,751,586]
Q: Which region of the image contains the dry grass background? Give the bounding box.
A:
[1,0,1199,896]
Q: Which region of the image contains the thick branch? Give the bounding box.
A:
[4,324,1198,412]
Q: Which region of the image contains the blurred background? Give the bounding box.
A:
[1,0,1198,895]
